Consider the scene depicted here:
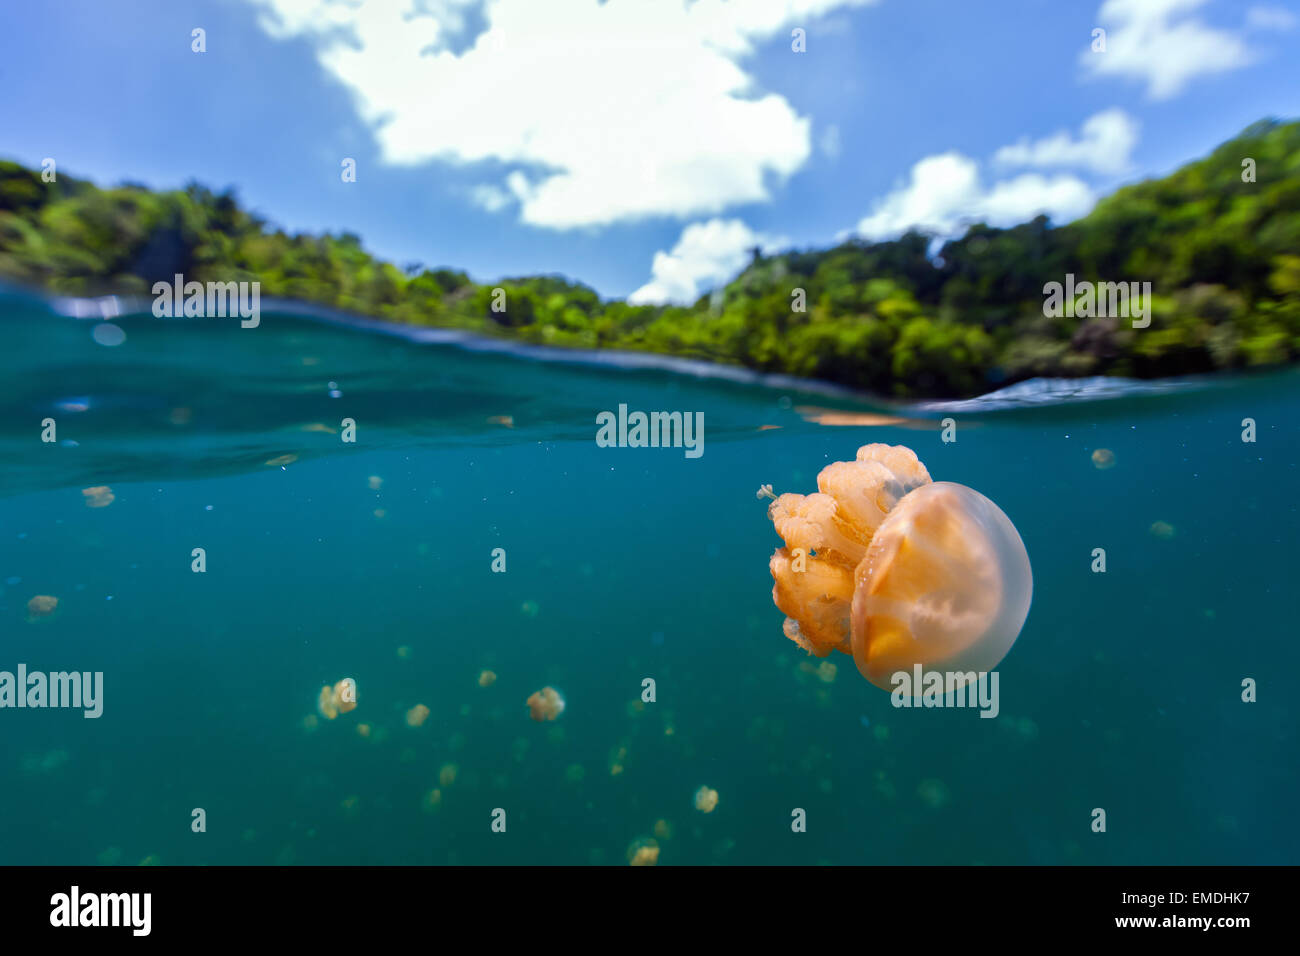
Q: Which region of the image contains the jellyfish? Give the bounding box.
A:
[317,678,357,720]
[627,838,660,866]
[526,686,565,722]
[763,443,1032,692]
[478,669,497,687]
[405,704,430,727]
[26,595,59,620]
[694,786,719,813]
[81,486,114,508]
[1091,448,1116,470]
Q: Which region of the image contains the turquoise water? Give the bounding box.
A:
[1,289,1296,865]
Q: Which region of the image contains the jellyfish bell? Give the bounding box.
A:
[526,686,565,722]
[851,481,1032,691]
[765,444,1032,693]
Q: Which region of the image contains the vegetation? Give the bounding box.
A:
[2,119,1297,397]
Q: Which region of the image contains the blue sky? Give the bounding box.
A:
[2,0,1297,301]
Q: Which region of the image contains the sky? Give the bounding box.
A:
[1,0,1297,302]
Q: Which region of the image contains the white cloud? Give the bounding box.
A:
[851,152,1095,242]
[1245,6,1297,31]
[1082,0,1254,100]
[245,0,877,229]
[993,108,1139,175]
[628,219,787,306]
[468,183,513,212]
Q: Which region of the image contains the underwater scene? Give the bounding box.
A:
[1,288,1296,866]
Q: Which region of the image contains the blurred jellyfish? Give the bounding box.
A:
[405,704,430,727]
[265,454,298,467]
[478,669,497,687]
[368,476,383,491]
[627,838,660,866]
[526,686,565,722]
[1150,521,1176,539]
[694,786,719,813]
[356,723,372,738]
[26,595,58,620]
[396,645,412,660]
[564,763,586,784]
[1091,448,1116,470]
[439,763,458,787]
[81,486,114,508]
[520,600,540,618]
[92,323,126,347]
[422,789,443,812]
[653,819,673,840]
[487,415,514,428]
[317,678,357,720]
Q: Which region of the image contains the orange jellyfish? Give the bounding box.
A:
[317,678,358,720]
[405,704,430,727]
[526,686,565,722]
[26,595,59,620]
[478,669,497,687]
[81,486,115,508]
[694,786,719,813]
[763,443,1032,692]
[627,837,660,866]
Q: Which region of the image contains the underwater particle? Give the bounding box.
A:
[565,763,586,784]
[405,704,430,727]
[422,788,443,812]
[520,600,540,618]
[478,669,497,687]
[138,855,161,867]
[1091,448,1116,470]
[265,454,298,467]
[487,415,514,428]
[627,838,660,866]
[694,786,719,814]
[526,686,565,721]
[96,847,122,866]
[368,475,383,491]
[1150,520,1176,539]
[27,594,59,618]
[396,645,412,660]
[872,724,889,742]
[340,795,361,816]
[317,678,357,720]
[168,407,193,426]
[81,486,115,508]
[917,778,950,810]
[439,763,458,787]
[764,443,1033,691]
[859,715,871,729]
[92,322,126,347]
[356,723,372,738]
[653,819,674,840]
[301,714,319,733]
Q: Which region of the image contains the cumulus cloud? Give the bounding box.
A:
[851,152,1095,242]
[628,219,787,306]
[245,0,877,228]
[993,108,1139,175]
[1082,0,1254,100]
